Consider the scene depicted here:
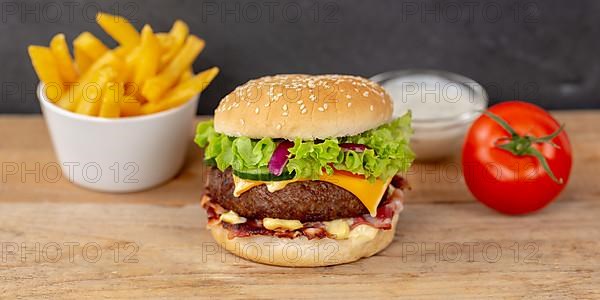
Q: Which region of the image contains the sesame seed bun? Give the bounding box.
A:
[214,74,393,139]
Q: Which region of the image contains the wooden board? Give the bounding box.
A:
[0,112,599,299]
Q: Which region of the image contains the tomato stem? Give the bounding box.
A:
[483,111,565,184]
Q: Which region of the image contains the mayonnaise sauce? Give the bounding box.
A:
[373,70,488,161]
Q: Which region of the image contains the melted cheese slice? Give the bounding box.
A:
[219,210,247,224]
[232,173,392,217]
[324,219,351,239]
[263,218,303,231]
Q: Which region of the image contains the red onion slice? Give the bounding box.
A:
[268,140,294,176]
[340,143,367,152]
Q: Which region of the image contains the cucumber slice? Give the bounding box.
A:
[233,168,295,181]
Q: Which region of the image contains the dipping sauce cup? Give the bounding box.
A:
[371,69,488,161]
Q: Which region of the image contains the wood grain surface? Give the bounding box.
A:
[0,112,599,299]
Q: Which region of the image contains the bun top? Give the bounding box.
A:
[214,74,393,139]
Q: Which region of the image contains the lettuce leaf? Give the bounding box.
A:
[286,138,342,179]
[194,112,414,180]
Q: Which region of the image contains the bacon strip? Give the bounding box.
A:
[201,182,405,240]
[391,174,411,191]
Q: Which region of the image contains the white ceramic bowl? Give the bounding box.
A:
[38,84,199,192]
[371,70,488,161]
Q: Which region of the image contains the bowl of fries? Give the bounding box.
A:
[29,13,219,192]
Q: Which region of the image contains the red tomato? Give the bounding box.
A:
[462,101,572,215]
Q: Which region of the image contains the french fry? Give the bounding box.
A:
[96,12,140,48]
[28,46,63,88]
[57,64,116,112]
[125,46,141,65]
[94,51,127,83]
[75,68,116,116]
[28,16,217,118]
[156,33,173,52]
[141,35,205,102]
[178,68,193,83]
[141,67,218,114]
[74,45,93,74]
[120,46,141,83]
[133,25,161,89]
[55,84,78,111]
[85,51,125,79]
[165,67,218,105]
[123,82,143,102]
[112,46,130,58]
[99,82,122,118]
[120,95,142,117]
[139,103,159,114]
[73,32,109,61]
[160,20,189,68]
[49,34,78,83]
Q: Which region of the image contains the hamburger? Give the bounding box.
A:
[195,74,414,266]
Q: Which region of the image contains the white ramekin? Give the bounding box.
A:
[371,70,488,161]
[37,84,199,193]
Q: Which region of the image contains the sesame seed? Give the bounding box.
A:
[255,107,260,114]
[317,107,324,112]
[363,91,369,97]
[369,105,374,111]
[276,123,282,130]
[297,100,303,104]
[282,104,288,111]
[282,111,288,116]
[300,104,305,110]
[240,119,245,125]
[301,108,307,114]
[346,95,351,99]
[323,103,328,109]
[347,102,352,108]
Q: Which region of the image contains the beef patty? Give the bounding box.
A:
[206,168,372,222]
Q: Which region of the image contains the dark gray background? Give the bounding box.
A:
[2,0,599,114]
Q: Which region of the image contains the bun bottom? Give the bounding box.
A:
[209,214,399,267]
